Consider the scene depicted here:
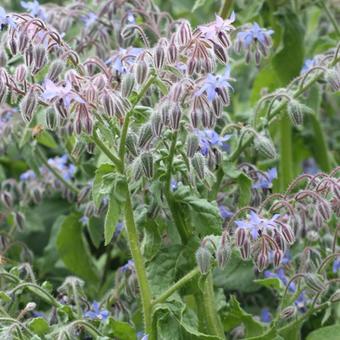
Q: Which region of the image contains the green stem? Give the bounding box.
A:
[310,113,332,172]
[320,0,340,37]
[152,268,200,306]
[36,147,79,194]
[124,188,153,335]
[279,115,294,191]
[68,320,104,338]
[0,318,35,337]
[10,283,60,307]
[219,0,233,18]
[91,129,122,170]
[202,272,224,338]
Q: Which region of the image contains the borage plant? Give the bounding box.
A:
[0,0,339,339]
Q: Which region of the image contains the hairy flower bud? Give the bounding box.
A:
[195,246,211,274]
[24,43,34,67]
[287,99,305,127]
[211,97,223,117]
[213,42,228,64]
[47,59,65,82]
[280,223,295,245]
[84,201,96,218]
[126,132,139,157]
[235,228,247,247]
[305,273,326,293]
[326,68,340,92]
[132,158,143,181]
[0,50,8,67]
[135,60,148,85]
[191,153,205,180]
[216,243,231,269]
[101,91,115,117]
[186,134,200,158]
[31,187,43,204]
[273,249,283,267]
[20,89,38,123]
[18,31,29,53]
[138,123,153,148]
[1,191,13,209]
[190,110,201,128]
[151,112,163,137]
[169,105,182,130]
[318,201,332,221]
[45,108,59,131]
[154,45,165,69]
[167,43,178,64]
[121,73,135,98]
[15,64,27,83]
[176,20,192,46]
[140,152,154,179]
[12,211,25,231]
[24,302,37,312]
[54,99,68,120]
[280,306,297,320]
[240,240,250,260]
[256,251,268,272]
[255,134,277,159]
[8,36,17,56]
[32,45,47,74]
[0,78,8,104]
[330,290,340,303]
[77,185,92,205]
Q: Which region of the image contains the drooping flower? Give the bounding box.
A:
[21,1,47,20]
[20,169,36,181]
[235,211,280,240]
[195,66,233,102]
[107,48,142,74]
[46,154,76,180]
[120,260,135,273]
[333,257,340,273]
[81,12,97,29]
[84,302,109,321]
[252,167,277,190]
[195,129,230,156]
[199,12,235,42]
[300,58,317,75]
[41,79,84,109]
[0,7,16,28]
[302,158,319,175]
[219,205,233,220]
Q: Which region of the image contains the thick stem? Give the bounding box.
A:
[124,189,153,335]
[202,272,224,338]
[219,0,233,18]
[279,115,294,191]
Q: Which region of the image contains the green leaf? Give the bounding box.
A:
[141,219,162,261]
[154,77,169,95]
[36,130,58,149]
[56,213,99,283]
[92,163,115,207]
[87,217,104,248]
[221,295,264,337]
[254,277,285,291]
[237,173,252,207]
[306,324,340,340]
[192,0,205,12]
[272,9,305,85]
[28,317,49,336]
[0,291,12,302]
[104,318,136,340]
[104,194,120,246]
[236,0,265,22]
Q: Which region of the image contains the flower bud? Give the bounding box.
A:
[273,249,283,267]
[207,149,216,171]
[186,134,200,158]
[126,132,139,157]
[1,191,13,209]
[213,42,228,64]
[138,123,153,148]
[0,49,8,67]
[18,31,29,53]
[20,89,37,123]
[24,302,37,312]
[326,68,340,92]
[287,99,304,127]
[217,87,230,106]
[169,105,182,130]
[216,243,231,269]
[195,247,211,274]
[132,158,143,181]
[32,45,47,74]
[235,228,247,247]
[31,187,43,204]
[54,99,68,120]
[24,43,34,67]
[15,64,27,83]
[45,108,59,131]
[240,240,250,260]
[151,112,163,137]
[121,73,135,98]
[47,59,65,82]
[190,110,200,128]
[0,78,8,104]
[191,153,205,180]
[305,273,326,293]
[8,36,17,56]
[84,201,96,218]
[13,212,25,231]
[255,135,277,159]
[140,152,154,179]
[154,45,165,69]
[135,60,148,85]
[167,43,178,64]
[330,290,340,303]
[176,20,192,46]
[77,185,92,205]
[101,91,115,117]
[83,114,93,135]
[318,201,332,221]
[211,97,223,117]
[160,103,170,125]
[280,306,297,320]
[256,251,268,272]
[280,223,295,245]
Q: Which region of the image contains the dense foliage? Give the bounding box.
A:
[0,0,339,339]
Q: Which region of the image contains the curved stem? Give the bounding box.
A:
[68,320,104,338]
[152,268,200,306]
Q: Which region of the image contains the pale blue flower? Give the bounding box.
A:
[120,260,134,272]
[84,302,109,321]
[80,216,89,226]
[236,23,273,49]
[302,158,319,175]
[199,12,235,41]
[264,268,296,292]
[20,169,36,181]
[260,308,271,323]
[219,205,233,220]
[301,59,316,75]
[21,1,47,20]
[333,257,340,273]
[196,66,233,102]
[81,12,97,29]
[0,7,16,28]
[253,168,277,189]
[195,129,230,156]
